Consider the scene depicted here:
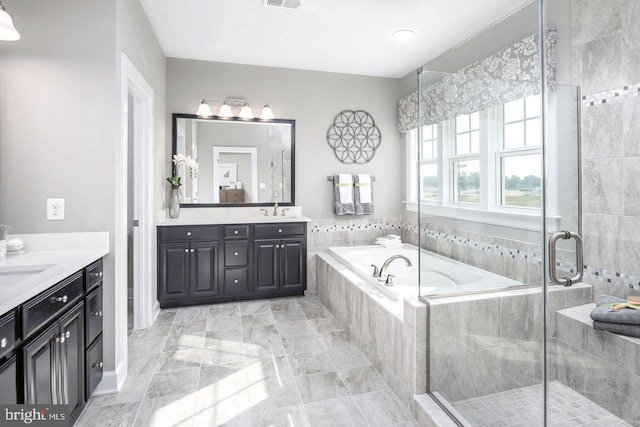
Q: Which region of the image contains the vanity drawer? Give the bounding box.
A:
[158,226,220,242]
[224,241,249,267]
[22,272,84,339]
[223,268,249,296]
[85,333,103,400]
[85,285,103,347]
[0,312,16,360]
[254,223,306,238]
[85,259,103,291]
[224,225,250,239]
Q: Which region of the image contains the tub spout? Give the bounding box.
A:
[379,255,412,277]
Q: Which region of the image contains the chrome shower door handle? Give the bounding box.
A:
[548,231,583,286]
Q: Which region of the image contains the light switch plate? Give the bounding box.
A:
[47,198,65,220]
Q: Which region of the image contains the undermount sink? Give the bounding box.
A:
[0,264,55,287]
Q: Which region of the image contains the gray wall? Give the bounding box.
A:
[0,0,166,376]
[166,59,403,219]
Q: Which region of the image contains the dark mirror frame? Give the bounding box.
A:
[172,113,296,208]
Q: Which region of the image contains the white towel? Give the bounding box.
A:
[356,174,372,204]
[337,174,353,203]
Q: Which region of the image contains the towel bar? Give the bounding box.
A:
[327,176,376,182]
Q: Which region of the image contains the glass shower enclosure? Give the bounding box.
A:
[410,0,637,424]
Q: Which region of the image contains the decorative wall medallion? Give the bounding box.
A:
[326,110,382,164]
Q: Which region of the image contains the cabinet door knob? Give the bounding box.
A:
[234,251,239,256]
[190,249,194,253]
[0,338,7,348]
[56,334,65,344]
[98,271,103,278]
[234,279,239,284]
[234,230,239,235]
[278,229,282,233]
[187,231,192,236]
[184,249,189,253]
[65,331,71,339]
[56,295,68,303]
[91,271,103,278]
[93,362,103,368]
[92,311,103,317]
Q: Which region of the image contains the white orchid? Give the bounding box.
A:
[172,153,199,178]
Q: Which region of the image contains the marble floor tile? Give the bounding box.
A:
[272,308,307,323]
[320,330,352,348]
[76,402,142,427]
[153,310,177,325]
[192,407,251,427]
[295,371,350,403]
[89,374,152,408]
[204,328,244,353]
[241,312,275,327]
[197,362,247,397]
[288,351,335,376]
[327,346,371,370]
[206,315,241,331]
[281,334,326,355]
[128,336,168,357]
[251,405,311,427]
[208,302,241,318]
[339,365,388,395]
[128,324,172,340]
[304,396,368,427]
[128,353,160,376]
[238,300,271,315]
[173,307,209,324]
[352,390,414,426]
[169,320,207,336]
[247,377,302,412]
[308,317,344,335]
[276,320,316,338]
[146,368,200,399]
[243,324,285,359]
[134,393,197,427]
[245,355,293,382]
[269,298,301,312]
[155,348,203,372]
[163,333,206,352]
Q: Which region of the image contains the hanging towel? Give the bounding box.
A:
[354,174,374,215]
[333,174,355,215]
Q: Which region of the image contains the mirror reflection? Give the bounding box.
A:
[172,114,295,206]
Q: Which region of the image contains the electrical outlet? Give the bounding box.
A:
[47,198,65,220]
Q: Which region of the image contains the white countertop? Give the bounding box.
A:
[157,206,311,226]
[0,232,109,316]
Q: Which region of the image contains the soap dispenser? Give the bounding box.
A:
[0,225,11,259]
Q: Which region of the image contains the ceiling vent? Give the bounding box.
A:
[262,0,301,9]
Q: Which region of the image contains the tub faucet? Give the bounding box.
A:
[379,255,412,277]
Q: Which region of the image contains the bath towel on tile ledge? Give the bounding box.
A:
[333,174,355,216]
[591,295,640,325]
[354,174,373,215]
[592,321,640,338]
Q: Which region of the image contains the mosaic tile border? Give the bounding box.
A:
[308,222,402,233]
[582,82,640,107]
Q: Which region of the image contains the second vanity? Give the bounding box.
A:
[157,208,310,308]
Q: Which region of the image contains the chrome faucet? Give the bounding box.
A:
[379,255,412,278]
[273,201,279,216]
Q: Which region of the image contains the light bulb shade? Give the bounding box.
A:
[196,100,213,116]
[238,104,254,119]
[217,103,234,118]
[260,104,275,120]
[0,7,20,41]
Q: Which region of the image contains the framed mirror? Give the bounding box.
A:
[172,113,295,207]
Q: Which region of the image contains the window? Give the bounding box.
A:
[406,95,544,222]
[499,95,541,208]
[420,124,438,203]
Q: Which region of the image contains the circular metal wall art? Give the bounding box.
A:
[326,110,382,164]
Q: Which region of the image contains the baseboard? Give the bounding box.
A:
[152,300,161,323]
[92,359,127,396]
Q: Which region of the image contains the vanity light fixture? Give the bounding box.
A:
[195,99,214,117]
[260,104,275,120]
[391,29,414,42]
[238,102,254,120]
[217,101,234,118]
[0,1,20,41]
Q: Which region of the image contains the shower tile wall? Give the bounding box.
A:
[572,0,640,299]
[306,217,402,293]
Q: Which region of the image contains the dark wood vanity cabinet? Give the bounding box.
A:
[157,222,306,307]
[0,258,104,426]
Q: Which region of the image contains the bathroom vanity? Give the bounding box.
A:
[0,233,108,425]
[157,217,307,308]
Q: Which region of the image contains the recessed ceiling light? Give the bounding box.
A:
[392,29,415,42]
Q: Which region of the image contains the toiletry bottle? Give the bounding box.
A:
[0,225,11,260]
